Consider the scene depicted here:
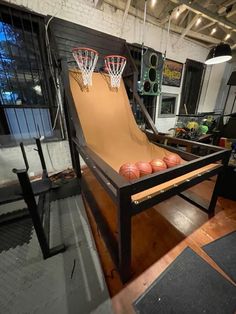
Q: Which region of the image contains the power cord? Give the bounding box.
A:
[45,0,67,134]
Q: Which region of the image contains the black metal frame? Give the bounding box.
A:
[60,48,231,282]
[0,138,65,258]
[13,169,65,258]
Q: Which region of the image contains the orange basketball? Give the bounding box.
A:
[150,158,167,172]
[135,161,152,177]
[119,163,140,181]
[163,153,181,168]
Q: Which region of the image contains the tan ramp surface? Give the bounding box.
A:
[69,70,171,171]
[69,70,218,201]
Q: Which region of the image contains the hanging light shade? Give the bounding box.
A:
[205,43,232,65]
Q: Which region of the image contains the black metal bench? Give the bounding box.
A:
[0,138,65,258]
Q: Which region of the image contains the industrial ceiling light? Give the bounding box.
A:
[151,0,157,8]
[176,8,180,18]
[205,43,232,65]
[196,17,202,26]
[225,33,231,41]
[211,27,216,35]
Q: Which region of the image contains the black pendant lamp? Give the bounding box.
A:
[205,43,232,65]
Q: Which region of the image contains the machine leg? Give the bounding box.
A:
[118,189,132,283]
[208,152,231,216]
[208,174,221,216]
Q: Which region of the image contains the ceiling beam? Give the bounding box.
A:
[160,15,170,25]
[217,24,236,45]
[170,0,236,32]
[94,0,104,9]
[221,0,236,7]
[104,0,219,45]
[231,43,236,50]
[218,23,228,34]
[171,23,220,44]
[203,0,213,8]
[176,13,200,45]
[227,4,236,18]
[160,4,186,25]
[178,9,189,26]
[156,0,168,18]
[197,21,215,32]
[105,0,170,25]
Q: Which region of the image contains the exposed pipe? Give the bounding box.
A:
[120,0,132,37]
[165,11,172,58]
[142,0,148,45]
[141,0,148,82]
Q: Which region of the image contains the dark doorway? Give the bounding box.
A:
[179,59,205,114]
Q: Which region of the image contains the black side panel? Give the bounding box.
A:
[49,17,126,70]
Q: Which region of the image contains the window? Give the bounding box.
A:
[158,93,178,117]
[0,4,62,146]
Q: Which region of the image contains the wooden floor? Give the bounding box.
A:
[82,167,236,314]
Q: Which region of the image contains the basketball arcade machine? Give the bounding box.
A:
[61,46,230,283]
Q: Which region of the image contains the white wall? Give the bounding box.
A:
[0,141,72,185]
[198,66,211,113]
[214,62,236,114]
[224,85,236,114]
[155,84,183,133]
[198,63,227,113]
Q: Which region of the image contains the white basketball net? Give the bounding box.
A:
[72,48,98,86]
[104,55,126,88]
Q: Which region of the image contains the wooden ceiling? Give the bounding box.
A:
[95,0,236,49]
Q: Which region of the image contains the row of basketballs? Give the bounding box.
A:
[119,153,182,181]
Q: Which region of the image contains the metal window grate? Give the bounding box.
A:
[0,4,61,146]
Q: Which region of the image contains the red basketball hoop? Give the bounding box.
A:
[104,55,126,88]
[72,47,98,86]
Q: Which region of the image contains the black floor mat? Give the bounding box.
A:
[0,179,51,205]
[50,178,81,202]
[203,231,236,283]
[134,247,236,314]
[0,217,33,253]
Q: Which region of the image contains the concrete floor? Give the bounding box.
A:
[0,195,113,314]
